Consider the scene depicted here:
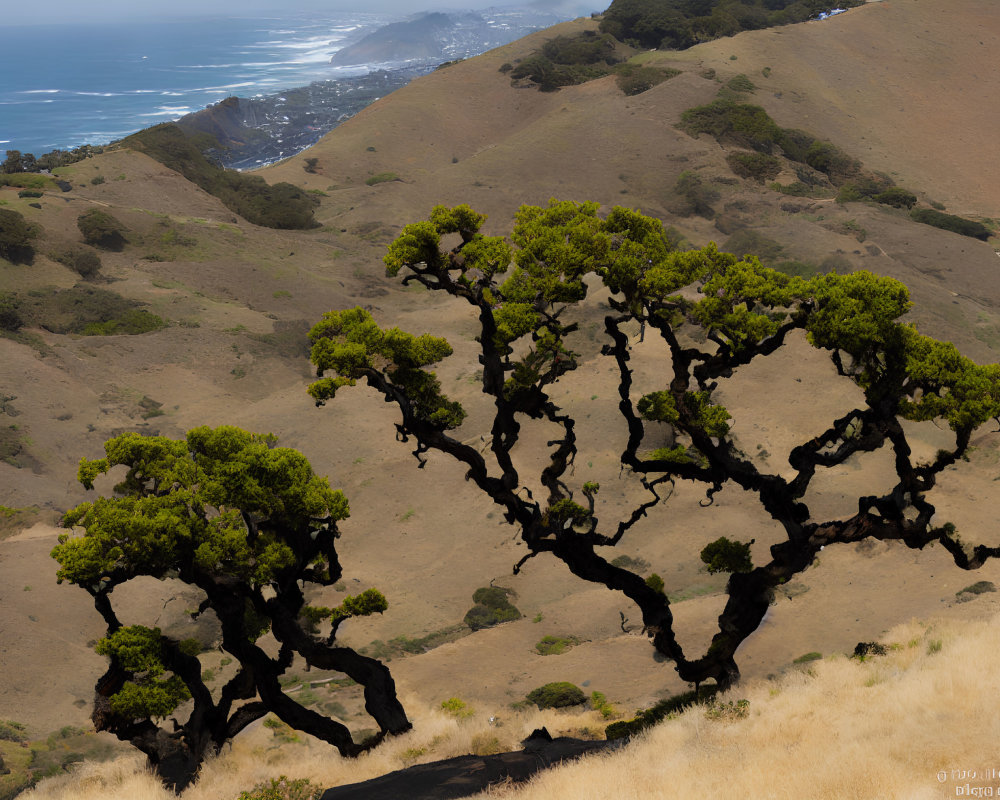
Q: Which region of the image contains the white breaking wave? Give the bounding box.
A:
[139,105,192,117]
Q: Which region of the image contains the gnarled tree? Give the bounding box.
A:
[307,200,1000,693]
[52,426,410,791]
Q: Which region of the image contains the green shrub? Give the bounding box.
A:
[910,208,991,240]
[769,181,813,197]
[610,554,650,573]
[792,651,822,664]
[365,172,400,186]
[17,189,42,199]
[835,183,864,204]
[464,586,522,630]
[535,635,579,655]
[440,697,474,718]
[700,537,753,574]
[82,309,166,336]
[679,99,782,153]
[721,229,783,263]
[0,173,50,189]
[542,31,618,66]
[590,691,616,718]
[873,187,917,209]
[605,685,720,740]
[773,260,821,278]
[725,74,756,94]
[614,64,679,96]
[644,573,665,594]
[526,681,585,709]
[237,775,322,800]
[90,175,105,185]
[956,581,996,602]
[803,140,858,182]
[0,208,37,263]
[15,286,166,336]
[704,698,749,720]
[508,32,620,91]
[673,170,718,218]
[77,209,127,250]
[303,157,319,174]
[725,151,782,181]
[498,62,513,73]
[52,246,102,279]
[0,293,23,332]
[0,720,28,742]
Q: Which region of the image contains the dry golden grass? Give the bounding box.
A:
[26,613,1000,800]
[475,615,1000,800]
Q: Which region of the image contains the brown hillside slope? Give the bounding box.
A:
[680,0,1000,218]
[1,0,999,780]
[265,1,1000,361]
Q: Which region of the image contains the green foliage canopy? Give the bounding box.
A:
[53,425,409,789]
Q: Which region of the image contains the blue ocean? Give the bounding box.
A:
[0,13,395,157]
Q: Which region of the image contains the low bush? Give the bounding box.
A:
[77,209,127,250]
[605,685,720,740]
[793,651,822,664]
[508,31,621,91]
[464,586,522,630]
[721,229,783,263]
[704,698,749,721]
[874,187,917,209]
[614,64,679,96]
[535,635,579,655]
[0,720,27,743]
[725,74,756,94]
[526,681,585,710]
[17,189,42,199]
[0,294,22,332]
[52,246,102,279]
[15,286,166,336]
[365,172,400,186]
[610,554,650,573]
[956,581,996,602]
[0,208,37,263]
[673,170,718,218]
[725,151,782,181]
[910,208,992,240]
[440,697,474,718]
[237,776,322,800]
[679,99,782,153]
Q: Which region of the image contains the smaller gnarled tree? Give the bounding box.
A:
[52,426,410,791]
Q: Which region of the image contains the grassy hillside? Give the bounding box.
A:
[1,0,998,796]
[24,611,1000,799]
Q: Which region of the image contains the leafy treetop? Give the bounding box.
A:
[53,426,409,791]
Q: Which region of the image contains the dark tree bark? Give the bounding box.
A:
[311,201,1000,693]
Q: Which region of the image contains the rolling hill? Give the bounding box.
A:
[1,0,999,796]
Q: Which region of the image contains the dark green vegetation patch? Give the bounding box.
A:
[0,208,38,264]
[600,0,864,50]
[122,124,319,230]
[12,286,165,336]
[463,586,522,630]
[606,685,721,739]
[525,681,586,709]
[910,208,992,241]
